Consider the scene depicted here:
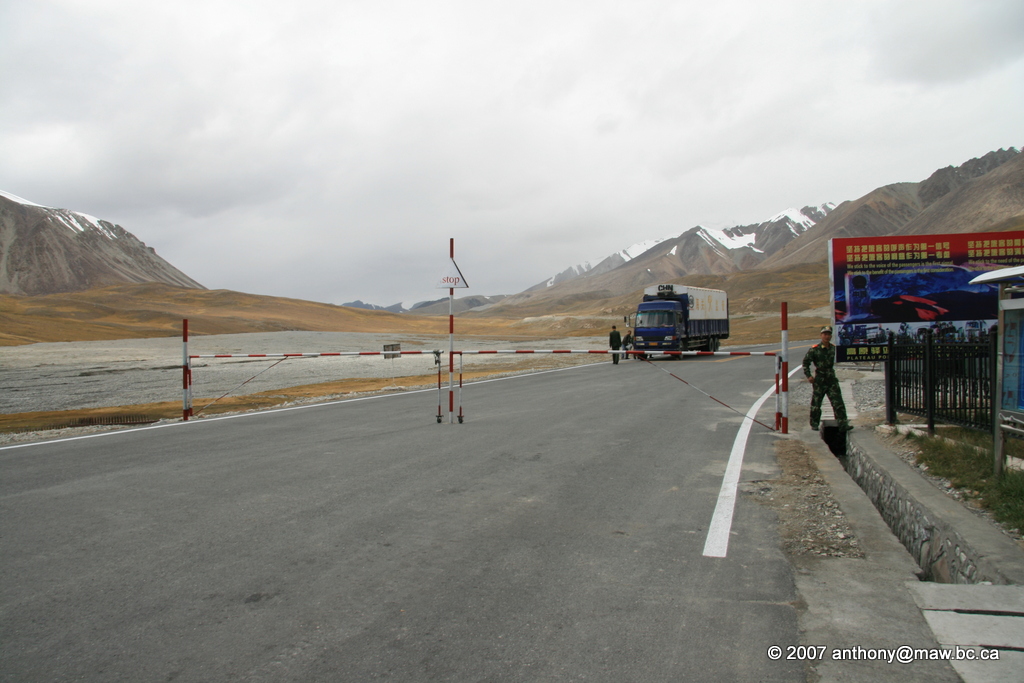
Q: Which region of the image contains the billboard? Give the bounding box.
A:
[829,231,1024,362]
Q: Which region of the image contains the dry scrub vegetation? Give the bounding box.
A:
[0,283,533,345]
[0,262,829,347]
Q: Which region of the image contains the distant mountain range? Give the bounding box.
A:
[386,203,838,316]
[340,299,407,314]
[530,203,834,291]
[2,147,1021,315]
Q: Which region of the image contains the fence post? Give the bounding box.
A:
[924,329,935,434]
[885,332,897,424]
[990,330,998,433]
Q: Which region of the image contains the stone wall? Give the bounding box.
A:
[842,431,1024,584]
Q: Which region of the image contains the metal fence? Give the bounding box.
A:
[885,331,997,432]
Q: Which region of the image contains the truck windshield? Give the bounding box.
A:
[635,311,675,327]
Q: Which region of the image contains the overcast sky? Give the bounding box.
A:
[2,1,1022,307]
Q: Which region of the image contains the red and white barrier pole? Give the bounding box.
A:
[182,346,777,423]
[457,352,464,423]
[781,302,789,434]
[455,349,777,356]
[182,318,192,421]
[436,353,443,423]
[190,351,438,358]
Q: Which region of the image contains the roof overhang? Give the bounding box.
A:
[969,265,1024,285]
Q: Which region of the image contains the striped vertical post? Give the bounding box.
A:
[781,302,789,434]
[435,351,443,423]
[182,319,192,421]
[457,352,464,423]
[448,238,455,424]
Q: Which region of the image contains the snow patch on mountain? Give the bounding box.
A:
[1,190,120,240]
[700,226,759,252]
[619,235,674,261]
[768,203,836,236]
[0,190,45,208]
[541,262,592,288]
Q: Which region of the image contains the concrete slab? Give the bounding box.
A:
[946,652,1024,683]
[818,381,857,424]
[919,610,1024,649]
[907,583,1024,614]
[907,582,1024,682]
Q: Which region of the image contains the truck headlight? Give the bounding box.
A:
[664,336,675,341]
[635,336,644,342]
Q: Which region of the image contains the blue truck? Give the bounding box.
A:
[630,284,729,358]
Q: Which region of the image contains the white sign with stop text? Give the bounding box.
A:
[436,259,469,289]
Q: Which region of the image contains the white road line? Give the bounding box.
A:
[702,366,803,558]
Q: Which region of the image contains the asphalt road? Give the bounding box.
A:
[1,349,802,682]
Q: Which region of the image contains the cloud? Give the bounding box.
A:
[866,0,1024,84]
[1,0,1022,307]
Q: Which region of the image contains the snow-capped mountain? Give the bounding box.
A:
[0,190,203,296]
[525,235,677,292]
[526,204,834,293]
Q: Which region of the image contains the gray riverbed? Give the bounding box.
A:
[0,332,606,414]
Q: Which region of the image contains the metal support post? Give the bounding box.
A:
[924,329,935,434]
[885,332,897,424]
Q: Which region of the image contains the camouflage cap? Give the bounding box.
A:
[820,326,833,334]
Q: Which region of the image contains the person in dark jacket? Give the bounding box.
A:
[609,325,622,364]
[802,326,851,431]
[622,329,633,361]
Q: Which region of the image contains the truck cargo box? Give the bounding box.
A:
[641,284,728,321]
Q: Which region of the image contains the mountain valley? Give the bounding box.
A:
[2,147,1021,349]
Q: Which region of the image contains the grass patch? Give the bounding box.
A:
[904,428,1024,534]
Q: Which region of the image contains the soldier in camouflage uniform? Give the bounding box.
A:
[802,326,851,431]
